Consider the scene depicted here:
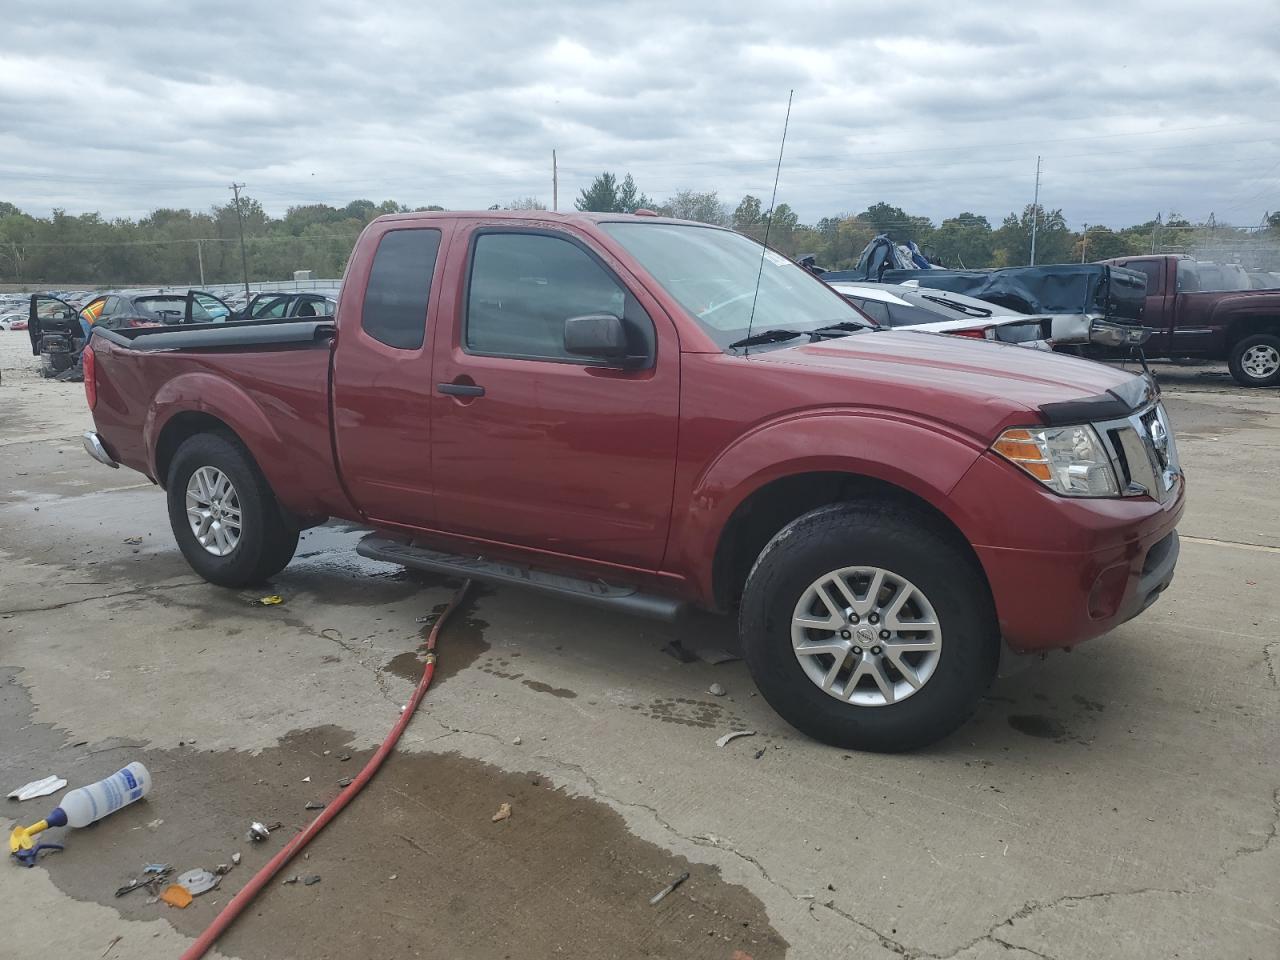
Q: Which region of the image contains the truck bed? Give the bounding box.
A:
[90,317,335,352]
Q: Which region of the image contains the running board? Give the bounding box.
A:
[356,535,684,622]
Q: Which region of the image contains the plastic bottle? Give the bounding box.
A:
[10,762,153,865]
[48,762,153,829]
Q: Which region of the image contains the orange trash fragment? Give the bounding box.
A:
[160,884,193,908]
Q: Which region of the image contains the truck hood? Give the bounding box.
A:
[753,330,1151,437]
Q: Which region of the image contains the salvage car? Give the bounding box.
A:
[0,312,27,330]
[829,281,1052,347]
[80,211,1184,752]
[1097,255,1280,387]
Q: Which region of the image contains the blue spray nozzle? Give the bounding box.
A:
[12,842,63,867]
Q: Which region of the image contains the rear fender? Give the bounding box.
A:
[672,410,988,601]
[146,372,289,494]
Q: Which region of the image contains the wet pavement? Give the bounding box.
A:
[1,336,1276,960]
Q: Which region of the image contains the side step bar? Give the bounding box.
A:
[356,535,685,622]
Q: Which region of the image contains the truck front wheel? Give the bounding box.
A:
[166,433,299,587]
[740,502,998,752]
[1228,333,1280,388]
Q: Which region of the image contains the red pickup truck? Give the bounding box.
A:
[1098,254,1280,387]
[81,211,1184,751]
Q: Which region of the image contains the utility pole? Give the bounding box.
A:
[229,183,251,300]
[1029,155,1041,266]
[1150,213,1161,254]
[1080,223,1088,263]
[552,150,558,212]
[195,239,205,286]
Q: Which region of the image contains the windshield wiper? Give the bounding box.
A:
[727,329,804,349]
[811,320,874,335]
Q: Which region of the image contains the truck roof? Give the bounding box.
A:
[370,210,721,229]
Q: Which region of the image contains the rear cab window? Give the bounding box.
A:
[361,228,442,349]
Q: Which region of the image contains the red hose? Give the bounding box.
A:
[180,580,472,960]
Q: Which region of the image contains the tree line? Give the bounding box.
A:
[1,177,1276,286]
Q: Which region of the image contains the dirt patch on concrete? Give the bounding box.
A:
[0,674,784,960]
[384,586,491,685]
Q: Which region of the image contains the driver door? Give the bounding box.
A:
[429,224,681,571]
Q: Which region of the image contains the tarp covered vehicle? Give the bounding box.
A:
[823,236,1150,350]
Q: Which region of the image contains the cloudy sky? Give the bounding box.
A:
[2,1,1278,227]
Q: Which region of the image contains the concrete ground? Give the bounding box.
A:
[1,333,1276,960]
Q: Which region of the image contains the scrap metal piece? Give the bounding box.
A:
[302,875,321,886]
[715,730,757,748]
[649,872,690,905]
[176,868,220,897]
[7,775,67,801]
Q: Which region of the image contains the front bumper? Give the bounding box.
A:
[954,452,1184,653]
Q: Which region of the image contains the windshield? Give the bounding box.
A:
[135,296,186,321]
[601,222,868,350]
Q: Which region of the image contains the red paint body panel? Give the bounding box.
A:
[88,210,1185,657]
[1101,254,1280,358]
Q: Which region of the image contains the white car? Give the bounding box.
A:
[828,282,1053,348]
[0,312,28,331]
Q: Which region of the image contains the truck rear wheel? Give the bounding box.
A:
[739,502,998,752]
[1228,333,1280,387]
[166,433,299,587]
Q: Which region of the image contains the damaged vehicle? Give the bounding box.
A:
[80,211,1184,752]
[829,281,1053,348]
[826,235,1151,351]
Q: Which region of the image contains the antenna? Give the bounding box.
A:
[744,89,794,356]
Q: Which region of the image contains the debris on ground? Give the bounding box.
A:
[753,749,766,760]
[144,863,170,874]
[649,871,690,905]
[715,730,757,748]
[176,868,220,896]
[303,875,322,886]
[708,682,726,697]
[337,777,352,787]
[282,875,299,885]
[7,775,67,801]
[122,536,142,545]
[337,753,352,762]
[691,647,742,665]
[252,595,284,606]
[101,934,123,958]
[491,802,512,822]
[512,736,522,746]
[247,820,282,842]
[231,852,241,865]
[159,885,193,909]
[661,640,697,664]
[304,801,326,811]
[301,776,311,783]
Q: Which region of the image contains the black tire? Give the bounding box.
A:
[166,432,299,587]
[1227,333,1280,388]
[739,501,998,753]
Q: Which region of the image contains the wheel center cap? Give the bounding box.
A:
[855,625,875,644]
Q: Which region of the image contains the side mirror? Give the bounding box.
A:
[563,314,630,362]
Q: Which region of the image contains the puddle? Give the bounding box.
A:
[384,586,491,685]
[0,673,785,960]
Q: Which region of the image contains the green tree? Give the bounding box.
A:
[615,174,654,214]
[660,189,727,225]
[505,197,547,210]
[1074,226,1137,262]
[931,213,994,268]
[732,195,764,238]
[575,172,620,212]
[993,204,1072,266]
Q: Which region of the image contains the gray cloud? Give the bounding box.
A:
[2,0,1277,226]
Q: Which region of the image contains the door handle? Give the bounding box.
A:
[437,381,485,397]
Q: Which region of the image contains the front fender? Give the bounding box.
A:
[668,410,988,603]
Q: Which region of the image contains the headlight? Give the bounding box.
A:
[992,424,1120,497]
